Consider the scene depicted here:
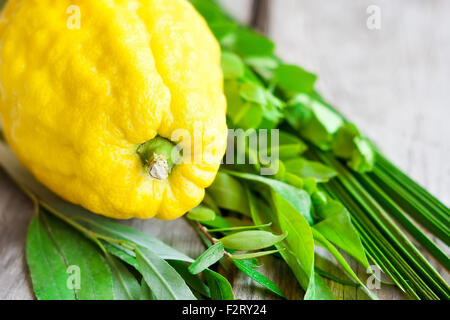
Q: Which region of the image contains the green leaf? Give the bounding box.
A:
[313,199,369,268]
[232,259,286,298]
[245,56,280,80]
[230,249,282,260]
[207,172,250,216]
[240,82,268,105]
[44,212,114,300]
[187,205,216,222]
[347,137,375,172]
[231,102,264,129]
[140,280,156,300]
[304,272,336,300]
[332,123,361,158]
[312,229,378,300]
[273,192,314,279]
[210,21,238,41]
[285,94,344,150]
[103,242,139,270]
[79,217,194,262]
[200,213,232,229]
[203,270,234,300]
[188,242,225,274]
[221,51,244,79]
[26,215,77,300]
[285,158,337,182]
[275,64,317,94]
[278,131,308,159]
[169,261,211,298]
[233,28,275,57]
[207,223,272,233]
[135,246,196,300]
[0,0,6,11]
[224,170,313,224]
[219,230,287,251]
[107,255,141,300]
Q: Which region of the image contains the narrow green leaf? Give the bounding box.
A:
[313,229,379,300]
[203,270,234,300]
[44,213,114,300]
[26,216,77,300]
[140,280,156,300]
[285,158,337,182]
[135,246,196,300]
[207,223,272,233]
[313,200,369,268]
[273,192,315,279]
[304,272,336,300]
[200,214,232,229]
[273,131,308,160]
[107,255,140,300]
[224,170,313,224]
[232,259,286,298]
[103,242,139,270]
[169,261,211,298]
[230,249,282,260]
[188,242,225,275]
[207,172,250,216]
[187,205,216,222]
[219,230,287,251]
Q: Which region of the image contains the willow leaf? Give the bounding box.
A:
[103,242,139,270]
[188,242,225,275]
[26,216,76,300]
[312,229,379,300]
[232,259,286,299]
[203,270,234,300]
[220,231,287,251]
[224,170,313,224]
[107,255,140,300]
[135,246,196,300]
[44,213,114,300]
[169,261,211,298]
[313,200,369,268]
[207,172,250,216]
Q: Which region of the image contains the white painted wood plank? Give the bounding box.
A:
[269,0,450,206]
[269,0,450,299]
[217,0,254,24]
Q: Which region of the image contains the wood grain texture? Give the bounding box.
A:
[0,0,448,300]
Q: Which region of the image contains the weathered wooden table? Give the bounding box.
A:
[0,0,448,300]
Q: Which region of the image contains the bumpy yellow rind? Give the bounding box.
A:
[0,0,227,219]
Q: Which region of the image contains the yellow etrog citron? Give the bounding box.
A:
[0,0,227,219]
